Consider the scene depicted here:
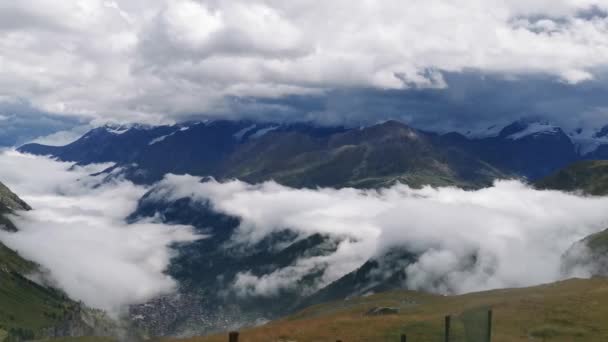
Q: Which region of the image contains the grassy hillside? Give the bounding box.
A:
[0,182,74,340]
[168,278,608,342]
[536,160,608,195]
[0,181,94,341]
[0,240,82,341]
[43,338,116,342]
[0,267,77,340]
[562,228,608,277]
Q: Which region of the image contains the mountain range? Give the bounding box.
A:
[19,118,608,189]
[8,118,608,338]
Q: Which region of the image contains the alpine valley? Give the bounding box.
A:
[3,118,608,341]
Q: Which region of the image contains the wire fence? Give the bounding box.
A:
[226,308,494,342]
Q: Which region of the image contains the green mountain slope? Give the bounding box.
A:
[0,181,115,341]
[0,266,77,341]
[561,228,608,277]
[536,160,608,195]
[0,181,71,340]
[224,121,507,189]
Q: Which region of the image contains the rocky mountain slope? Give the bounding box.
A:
[0,182,31,232]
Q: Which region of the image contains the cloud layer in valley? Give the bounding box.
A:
[149,175,608,296]
[1,150,608,315]
[2,1,608,129]
[0,150,198,315]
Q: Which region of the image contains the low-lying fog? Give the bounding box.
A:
[1,150,607,315]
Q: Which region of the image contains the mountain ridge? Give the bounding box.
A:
[21,118,608,188]
[20,119,510,189]
[536,160,608,196]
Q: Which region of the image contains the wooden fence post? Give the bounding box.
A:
[487,309,493,342]
[444,315,451,342]
[229,331,239,342]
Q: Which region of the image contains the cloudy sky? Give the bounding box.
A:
[2,0,608,143]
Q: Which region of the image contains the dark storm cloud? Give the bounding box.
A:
[240,71,608,131]
[0,100,83,146]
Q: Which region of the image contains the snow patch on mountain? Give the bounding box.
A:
[251,126,280,139]
[506,122,560,140]
[569,126,608,155]
[104,123,153,135]
[106,127,130,135]
[233,125,257,141]
[448,118,608,156]
[148,126,189,146]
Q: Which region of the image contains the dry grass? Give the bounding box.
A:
[167,278,608,342]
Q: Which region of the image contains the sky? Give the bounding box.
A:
[2,0,608,144]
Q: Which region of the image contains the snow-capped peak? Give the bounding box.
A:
[103,123,153,135]
[505,121,560,140]
[462,124,503,139]
[102,124,130,135]
[568,125,608,155]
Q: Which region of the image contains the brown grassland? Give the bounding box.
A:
[165,278,608,342]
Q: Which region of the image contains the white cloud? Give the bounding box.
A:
[0,151,198,315]
[163,0,224,49]
[2,149,608,312]
[29,124,93,146]
[1,1,608,122]
[150,175,608,296]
